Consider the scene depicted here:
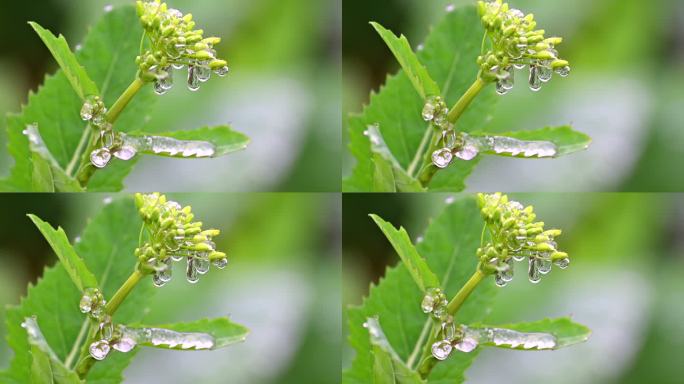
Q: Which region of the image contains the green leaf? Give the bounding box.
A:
[470,317,591,350]
[3,198,154,383]
[30,153,55,192]
[22,317,83,383]
[28,22,99,101]
[369,214,439,292]
[24,125,83,192]
[1,6,156,191]
[129,125,250,158]
[131,317,249,351]
[366,125,425,192]
[345,198,497,384]
[344,6,496,192]
[472,126,591,158]
[27,214,98,293]
[365,317,426,384]
[370,22,440,100]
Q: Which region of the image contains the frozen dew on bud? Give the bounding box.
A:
[537,257,552,275]
[538,64,553,83]
[187,66,201,91]
[556,66,571,77]
[528,66,542,92]
[196,65,212,82]
[431,340,453,360]
[195,255,210,274]
[432,148,453,168]
[90,148,112,168]
[214,65,229,77]
[89,340,111,360]
[528,258,541,283]
[186,258,199,283]
[421,293,436,313]
[554,257,570,269]
[213,257,228,269]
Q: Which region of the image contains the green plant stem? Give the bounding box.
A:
[105,269,144,315]
[74,269,144,379]
[416,77,487,187]
[416,269,486,379]
[75,77,145,187]
[446,269,485,314]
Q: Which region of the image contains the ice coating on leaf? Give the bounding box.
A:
[466,326,557,350]
[22,124,63,168]
[20,317,55,357]
[468,134,557,158]
[128,326,215,350]
[120,133,216,158]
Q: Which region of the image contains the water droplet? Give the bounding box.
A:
[442,321,456,341]
[495,273,507,287]
[496,81,509,95]
[196,65,211,82]
[154,80,168,95]
[554,257,570,269]
[187,66,200,91]
[445,196,455,205]
[529,66,542,92]
[442,130,457,148]
[513,62,525,69]
[153,273,166,287]
[537,258,552,274]
[538,64,553,83]
[90,148,112,168]
[112,331,136,353]
[104,4,113,12]
[212,257,228,269]
[421,293,436,313]
[501,259,514,282]
[417,44,424,51]
[422,101,436,122]
[113,145,137,161]
[432,148,453,168]
[528,258,541,284]
[431,340,453,360]
[195,256,210,275]
[454,336,478,352]
[186,258,199,283]
[120,133,216,158]
[79,290,94,313]
[214,66,229,77]
[75,44,83,52]
[454,136,480,161]
[100,316,113,340]
[89,340,110,360]
[556,66,570,77]
[80,101,94,121]
[445,4,455,12]
[501,68,515,90]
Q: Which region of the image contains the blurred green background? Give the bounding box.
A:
[0,0,341,192]
[343,0,684,191]
[343,193,684,383]
[0,193,341,383]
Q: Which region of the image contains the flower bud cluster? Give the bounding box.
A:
[476,193,569,286]
[135,0,229,94]
[476,0,570,94]
[134,193,228,287]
